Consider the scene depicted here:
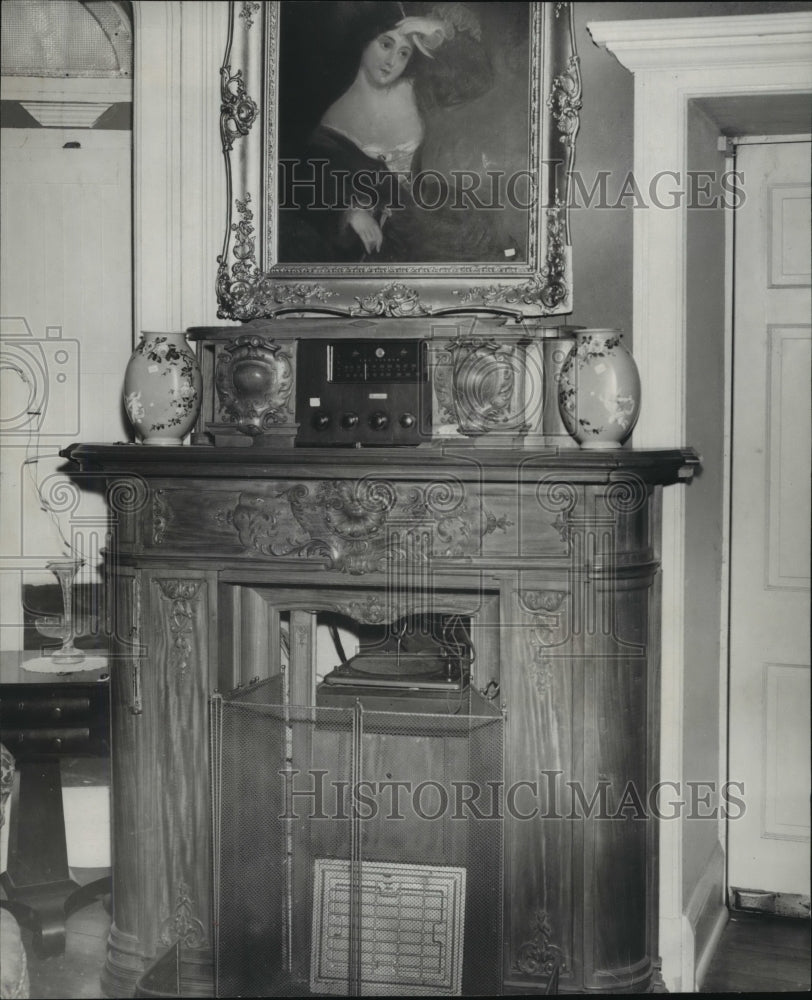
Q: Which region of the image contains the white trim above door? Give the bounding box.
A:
[588,11,812,993]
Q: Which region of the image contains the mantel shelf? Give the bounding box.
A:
[62,443,700,486]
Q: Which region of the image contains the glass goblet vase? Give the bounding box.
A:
[35,557,86,665]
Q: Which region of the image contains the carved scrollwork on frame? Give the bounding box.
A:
[216,478,513,576]
[350,282,429,318]
[156,580,202,676]
[458,201,570,311]
[214,334,295,435]
[159,880,207,949]
[216,194,338,322]
[513,909,566,980]
[216,2,579,319]
[220,65,258,153]
[547,56,582,153]
[238,1,261,30]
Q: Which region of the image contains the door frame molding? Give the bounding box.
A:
[131,1,227,341]
[588,11,812,992]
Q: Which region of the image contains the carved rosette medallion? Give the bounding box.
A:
[215,334,295,436]
[159,880,207,949]
[156,580,202,676]
[513,909,565,980]
[216,479,512,575]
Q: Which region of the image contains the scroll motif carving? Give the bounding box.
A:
[216,194,337,321]
[350,282,429,318]
[604,474,648,514]
[156,580,202,676]
[513,909,565,978]
[215,334,294,435]
[547,55,582,151]
[217,479,512,576]
[540,201,570,312]
[220,65,258,152]
[536,475,577,543]
[456,202,569,313]
[159,880,207,949]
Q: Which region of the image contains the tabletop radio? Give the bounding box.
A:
[188,318,576,449]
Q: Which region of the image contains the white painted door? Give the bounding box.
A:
[728,140,811,897]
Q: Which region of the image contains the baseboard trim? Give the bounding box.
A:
[694,903,728,990]
[685,841,727,991]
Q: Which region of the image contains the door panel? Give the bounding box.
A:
[728,140,811,896]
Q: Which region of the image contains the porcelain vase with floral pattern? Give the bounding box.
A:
[123,332,202,446]
[557,329,641,448]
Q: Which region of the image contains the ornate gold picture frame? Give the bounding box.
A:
[217,1,580,320]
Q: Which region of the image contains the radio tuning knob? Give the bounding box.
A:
[341,412,359,429]
[368,411,389,431]
[399,412,416,429]
[312,411,331,431]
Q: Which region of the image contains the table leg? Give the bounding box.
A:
[1,759,110,957]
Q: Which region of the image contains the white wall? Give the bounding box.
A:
[0,121,132,660]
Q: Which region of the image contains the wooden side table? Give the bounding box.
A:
[0,677,111,956]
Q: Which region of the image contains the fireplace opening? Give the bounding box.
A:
[211,608,504,997]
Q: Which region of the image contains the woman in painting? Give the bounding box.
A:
[279,2,512,264]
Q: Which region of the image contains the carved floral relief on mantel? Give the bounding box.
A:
[214,478,513,575]
[216,2,580,320]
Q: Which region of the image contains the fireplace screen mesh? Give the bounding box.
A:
[211,679,504,996]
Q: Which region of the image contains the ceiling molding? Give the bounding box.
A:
[588,12,812,72]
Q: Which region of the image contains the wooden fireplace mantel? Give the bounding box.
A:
[62,443,698,996]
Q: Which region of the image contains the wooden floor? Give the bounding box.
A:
[21,897,110,1000]
[12,902,811,997]
[700,911,812,994]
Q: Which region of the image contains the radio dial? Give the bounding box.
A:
[368,411,389,431]
[399,412,416,429]
[341,411,359,429]
[312,411,331,431]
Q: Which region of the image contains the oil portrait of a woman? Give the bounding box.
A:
[277,1,531,265]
